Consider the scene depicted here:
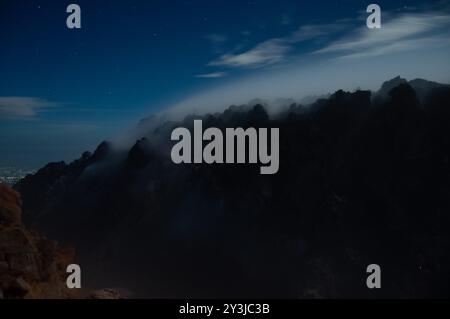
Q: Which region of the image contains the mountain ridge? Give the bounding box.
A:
[13,77,450,297]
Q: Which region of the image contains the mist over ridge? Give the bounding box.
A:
[12,77,450,297]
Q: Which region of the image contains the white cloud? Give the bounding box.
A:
[315,13,450,58]
[0,97,57,119]
[208,22,347,69]
[195,72,228,78]
[206,8,450,71]
[336,34,450,59]
[289,23,348,42]
[209,39,290,69]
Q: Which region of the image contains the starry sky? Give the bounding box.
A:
[1,0,450,168]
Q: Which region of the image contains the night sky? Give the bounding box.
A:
[1,0,450,167]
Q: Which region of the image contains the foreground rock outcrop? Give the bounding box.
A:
[0,183,76,299]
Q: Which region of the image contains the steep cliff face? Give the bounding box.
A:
[0,183,76,299]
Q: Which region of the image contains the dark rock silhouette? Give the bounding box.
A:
[13,78,450,298]
[375,76,450,103]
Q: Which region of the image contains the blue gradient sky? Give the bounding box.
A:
[1,0,450,167]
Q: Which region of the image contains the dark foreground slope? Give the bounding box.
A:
[15,78,450,298]
[0,184,76,299]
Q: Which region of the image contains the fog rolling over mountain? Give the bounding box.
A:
[14,78,450,298]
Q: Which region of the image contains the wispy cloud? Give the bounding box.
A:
[0,97,57,119]
[207,4,450,71]
[209,39,291,69]
[314,13,450,59]
[208,22,347,69]
[335,35,450,60]
[195,72,228,78]
[290,23,348,42]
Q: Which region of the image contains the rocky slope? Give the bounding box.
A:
[0,183,77,299]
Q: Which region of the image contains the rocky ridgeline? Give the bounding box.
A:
[0,183,77,299]
[11,78,450,297]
